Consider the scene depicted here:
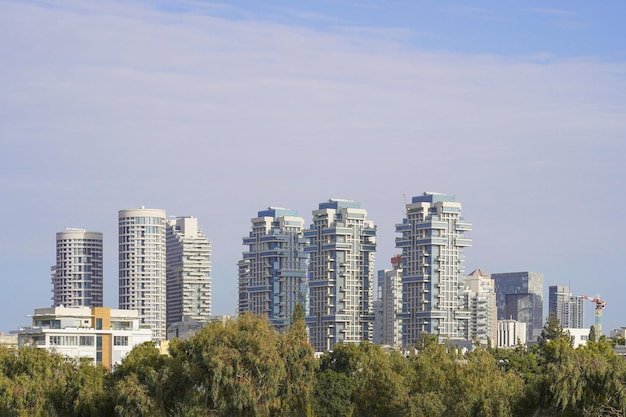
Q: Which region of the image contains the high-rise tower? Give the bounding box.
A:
[464,269,497,346]
[396,192,471,345]
[52,228,103,307]
[166,216,212,332]
[492,271,543,343]
[304,199,376,352]
[118,207,167,341]
[374,255,403,348]
[240,207,308,332]
[549,285,584,329]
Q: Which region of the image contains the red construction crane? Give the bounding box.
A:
[581,295,607,337]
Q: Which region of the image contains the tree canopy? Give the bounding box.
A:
[2,314,626,417]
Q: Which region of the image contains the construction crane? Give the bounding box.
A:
[581,295,607,337]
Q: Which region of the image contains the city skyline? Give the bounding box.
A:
[2,1,625,334]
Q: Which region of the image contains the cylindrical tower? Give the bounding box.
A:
[118,207,167,341]
[52,228,103,307]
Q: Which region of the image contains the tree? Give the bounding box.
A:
[274,304,317,417]
[171,314,286,417]
[63,359,112,417]
[588,325,597,343]
[538,315,571,347]
[312,369,356,417]
[351,344,413,417]
[111,341,171,416]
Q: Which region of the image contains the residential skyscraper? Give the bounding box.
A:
[118,207,167,341]
[374,255,403,348]
[396,192,471,346]
[492,271,544,343]
[240,207,308,332]
[166,216,212,332]
[464,269,497,346]
[549,285,584,329]
[52,228,103,307]
[304,199,376,352]
[237,259,250,315]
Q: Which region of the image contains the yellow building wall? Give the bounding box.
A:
[91,307,112,368]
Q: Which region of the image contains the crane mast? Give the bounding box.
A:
[581,295,607,337]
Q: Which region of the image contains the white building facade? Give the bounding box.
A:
[240,208,308,333]
[374,255,403,348]
[166,216,212,333]
[304,199,376,352]
[14,306,151,367]
[566,328,589,348]
[497,319,527,348]
[52,229,103,308]
[464,269,497,346]
[396,192,471,346]
[118,207,167,341]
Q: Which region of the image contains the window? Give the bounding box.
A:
[79,336,94,346]
[114,336,129,346]
[95,318,102,330]
[49,335,78,346]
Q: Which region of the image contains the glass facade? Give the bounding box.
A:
[492,271,544,342]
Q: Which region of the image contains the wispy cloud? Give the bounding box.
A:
[527,7,576,17]
[1,0,625,329]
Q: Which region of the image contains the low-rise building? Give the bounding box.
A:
[14,306,151,367]
[497,319,527,348]
[565,328,590,348]
[0,333,18,348]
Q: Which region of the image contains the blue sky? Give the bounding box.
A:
[1,0,625,334]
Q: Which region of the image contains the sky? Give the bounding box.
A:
[1,0,625,334]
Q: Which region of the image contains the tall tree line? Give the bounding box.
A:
[1,312,625,417]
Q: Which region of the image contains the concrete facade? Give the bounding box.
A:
[14,306,151,367]
[166,216,212,333]
[118,207,167,341]
[464,269,497,346]
[374,255,403,348]
[304,199,376,352]
[396,192,471,346]
[240,208,308,333]
[52,229,103,308]
[497,319,527,348]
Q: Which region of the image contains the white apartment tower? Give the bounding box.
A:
[304,199,376,352]
[52,229,103,307]
[118,207,167,341]
[396,192,471,346]
[166,216,212,332]
[464,269,497,346]
[374,255,403,348]
[240,208,308,332]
